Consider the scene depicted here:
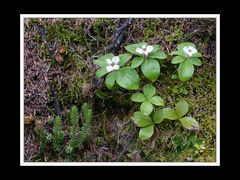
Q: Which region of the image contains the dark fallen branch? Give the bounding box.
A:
[50,83,61,117]
[34,25,56,60]
[107,18,134,54]
[114,130,138,162]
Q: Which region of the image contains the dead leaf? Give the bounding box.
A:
[127,151,142,162]
[34,119,43,132]
[55,53,63,62]
[149,127,160,148]
[24,116,34,125]
[59,47,65,54]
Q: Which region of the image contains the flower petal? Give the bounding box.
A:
[183,46,189,54]
[142,45,146,49]
[190,48,197,56]
[183,46,192,56]
[106,65,114,72]
[136,47,144,54]
[112,56,120,64]
[106,59,112,65]
[113,64,119,70]
[144,51,148,56]
[146,45,153,54]
[183,46,198,57]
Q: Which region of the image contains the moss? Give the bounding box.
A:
[46,20,86,46]
[165,27,184,43]
[91,19,115,43]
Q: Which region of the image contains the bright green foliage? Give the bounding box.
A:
[70,106,79,126]
[154,100,199,131]
[170,42,202,82]
[139,125,154,141]
[66,103,93,154]
[131,83,164,115]
[132,111,154,141]
[141,59,160,81]
[176,100,189,118]
[53,116,64,152]
[116,67,140,90]
[93,40,202,142]
[125,42,166,81]
[79,103,93,147]
[179,117,199,131]
[68,106,79,152]
[93,53,140,90]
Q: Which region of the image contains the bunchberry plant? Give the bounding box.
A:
[132,100,199,140]
[125,42,167,81]
[93,53,140,90]
[132,111,155,140]
[93,41,202,141]
[170,42,202,82]
[131,83,164,115]
[154,100,199,132]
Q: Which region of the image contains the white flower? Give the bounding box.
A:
[106,56,120,72]
[136,44,154,56]
[183,46,197,57]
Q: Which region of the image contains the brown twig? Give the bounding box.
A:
[107,18,134,54]
[114,130,138,162]
[50,83,61,117]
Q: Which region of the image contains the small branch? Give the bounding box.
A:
[107,18,134,54]
[50,83,61,117]
[114,130,138,162]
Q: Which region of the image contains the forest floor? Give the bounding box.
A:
[24,18,216,162]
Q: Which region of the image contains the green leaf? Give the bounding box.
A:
[140,101,153,115]
[171,56,186,64]
[152,45,160,52]
[139,125,154,140]
[170,51,185,57]
[149,96,164,106]
[176,100,189,118]
[131,93,146,102]
[177,42,196,52]
[141,59,160,82]
[143,83,156,99]
[96,68,108,78]
[179,117,199,131]
[189,57,202,66]
[132,111,153,127]
[191,52,202,58]
[93,53,114,68]
[148,51,167,60]
[119,53,132,66]
[105,71,117,89]
[125,42,147,55]
[153,109,165,124]
[178,60,194,82]
[162,108,178,120]
[171,74,178,79]
[131,57,144,69]
[116,67,140,90]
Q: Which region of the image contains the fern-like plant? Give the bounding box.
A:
[53,116,64,152]
[68,106,79,152]
[79,103,92,147]
[39,126,46,154]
